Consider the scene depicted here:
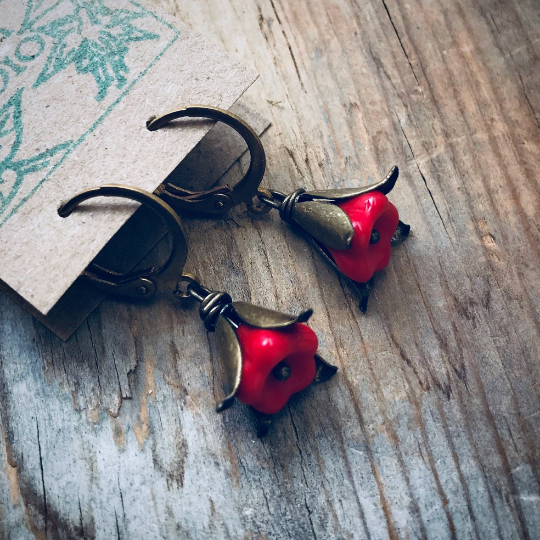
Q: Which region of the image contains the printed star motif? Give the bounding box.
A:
[31,0,160,101]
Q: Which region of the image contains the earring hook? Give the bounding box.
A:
[148,105,266,215]
[58,185,188,298]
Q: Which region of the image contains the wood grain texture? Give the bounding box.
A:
[1,0,540,538]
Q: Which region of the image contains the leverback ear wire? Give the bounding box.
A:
[148,106,267,216]
[58,185,188,298]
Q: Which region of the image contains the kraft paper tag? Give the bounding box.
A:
[0,0,256,315]
[0,101,270,340]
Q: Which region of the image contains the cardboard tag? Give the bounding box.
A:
[0,0,256,315]
[0,101,270,340]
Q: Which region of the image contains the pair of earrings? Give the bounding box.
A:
[58,107,410,436]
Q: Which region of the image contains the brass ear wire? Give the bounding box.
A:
[58,185,188,298]
[148,105,267,215]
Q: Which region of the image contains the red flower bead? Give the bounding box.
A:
[234,323,318,415]
[327,191,399,283]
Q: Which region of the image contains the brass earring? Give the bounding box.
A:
[150,106,410,312]
[58,185,337,437]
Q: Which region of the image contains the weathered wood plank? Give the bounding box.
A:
[2,0,540,538]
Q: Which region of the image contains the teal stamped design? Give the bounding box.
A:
[28,1,161,101]
[0,87,71,215]
[0,0,180,227]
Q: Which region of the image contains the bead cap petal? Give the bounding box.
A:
[215,316,243,412]
[313,354,338,383]
[305,166,399,200]
[292,201,354,250]
[232,302,313,328]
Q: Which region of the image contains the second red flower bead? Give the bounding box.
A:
[327,191,399,284]
[235,322,318,415]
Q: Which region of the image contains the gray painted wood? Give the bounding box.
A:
[2,0,540,538]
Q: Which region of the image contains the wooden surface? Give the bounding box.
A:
[2,0,540,538]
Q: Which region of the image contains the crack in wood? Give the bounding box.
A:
[397,118,451,240]
[380,0,420,87]
[35,419,47,538]
[269,0,307,93]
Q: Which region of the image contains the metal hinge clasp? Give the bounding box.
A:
[147,105,266,216]
[58,185,188,299]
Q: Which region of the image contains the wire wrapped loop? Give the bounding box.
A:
[278,188,305,223]
[199,291,232,331]
[175,274,232,331]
